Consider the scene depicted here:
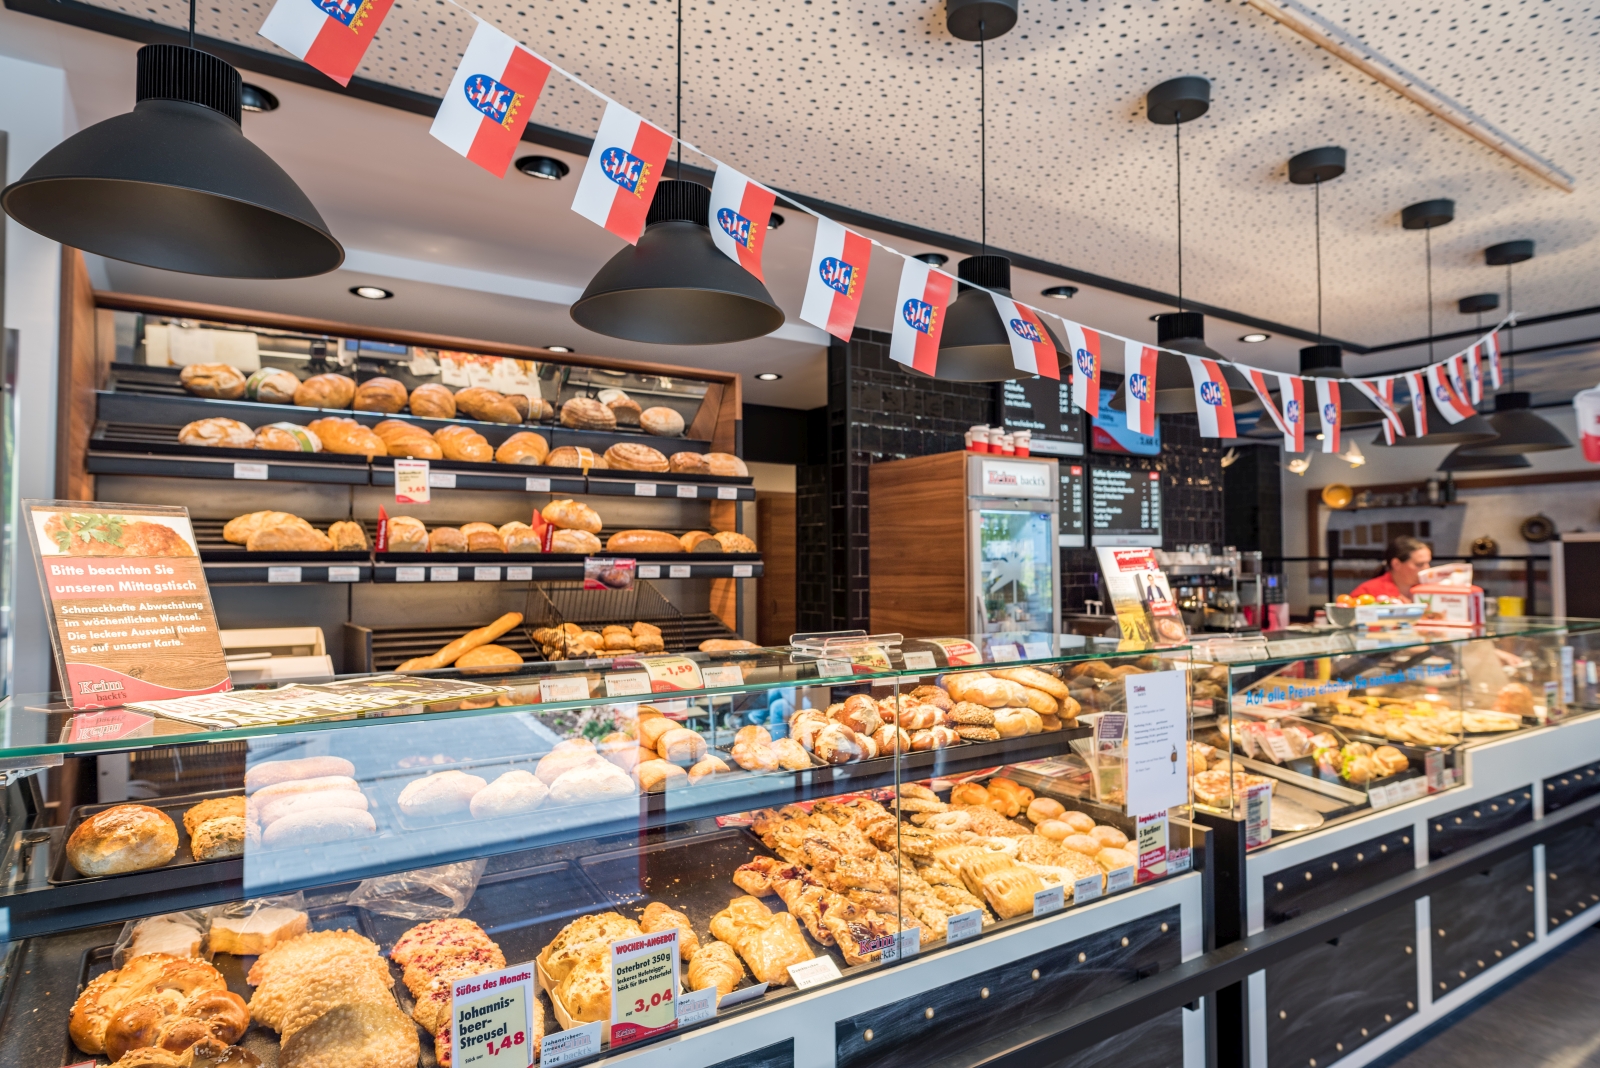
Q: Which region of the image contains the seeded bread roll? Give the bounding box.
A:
[353,377,408,413]
[408,383,457,418]
[713,531,757,553]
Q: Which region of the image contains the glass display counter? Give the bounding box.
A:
[0,634,1204,1068]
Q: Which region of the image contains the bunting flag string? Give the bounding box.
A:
[430,20,552,176]
[889,257,954,376]
[1124,342,1159,436]
[1484,331,1504,388]
[1316,377,1342,454]
[1426,362,1477,424]
[708,166,778,282]
[260,0,395,87]
[1406,370,1429,437]
[801,217,872,342]
[571,103,673,244]
[995,296,1059,380]
[1185,354,1237,439]
[1059,320,1102,417]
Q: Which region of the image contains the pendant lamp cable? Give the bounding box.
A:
[675,0,682,179]
[979,21,987,257]
[1425,225,1435,362]
[1506,263,1515,390]
[1175,119,1183,312]
[188,0,196,47]
[1314,176,1323,343]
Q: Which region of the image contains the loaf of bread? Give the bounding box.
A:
[461,521,505,553]
[500,522,543,552]
[392,612,523,671]
[252,422,322,452]
[180,363,247,399]
[307,416,383,458]
[456,644,523,671]
[434,424,492,462]
[178,417,255,448]
[700,638,758,652]
[506,394,530,421]
[560,396,616,430]
[988,666,1070,699]
[221,513,311,549]
[705,452,749,477]
[428,527,467,553]
[386,516,428,551]
[250,775,361,803]
[373,419,443,459]
[455,386,522,423]
[946,673,1030,708]
[680,531,715,551]
[542,499,602,532]
[597,388,642,426]
[293,373,356,408]
[246,367,300,404]
[713,530,757,553]
[408,383,456,418]
[67,805,179,875]
[327,521,367,550]
[398,770,488,819]
[603,442,669,472]
[605,529,682,554]
[258,791,368,828]
[657,727,708,766]
[247,523,333,552]
[636,758,689,793]
[495,430,550,465]
[546,445,606,471]
[261,807,377,848]
[669,452,711,475]
[640,406,685,436]
[551,529,602,554]
[353,377,407,413]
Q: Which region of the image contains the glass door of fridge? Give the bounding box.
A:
[971,508,1058,635]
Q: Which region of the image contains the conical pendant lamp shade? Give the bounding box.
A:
[930,255,1066,382]
[1371,391,1498,447]
[0,45,341,278]
[1453,392,1571,457]
[571,180,785,345]
[1298,344,1385,432]
[1438,446,1531,472]
[1108,312,1261,414]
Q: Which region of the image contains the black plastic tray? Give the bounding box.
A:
[49,789,245,893]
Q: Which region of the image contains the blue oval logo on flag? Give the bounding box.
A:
[1199,380,1224,407]
[601,147,647,193]
[903,298,936,334]
[717,208,755,248]
[1323,402,1338,423]
[1434,384,1451,403]
[464,74,520,126]
[819,257,856,296]
[1129,373,1151,402]
[317,0,364,26]
[1009,318,1043,344]
[1076,348,1095,376]
[1284,399,1300,424]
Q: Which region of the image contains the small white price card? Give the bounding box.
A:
[701,665,744,687]
[903,651,937,671]
[1073,874,1103,904]
[675,986,716,1026]
[395,566,426,582]
[732,564,754,578]
[430,566,460,582]
[945,909,983,945]
[879,926,920,962]
[267,566,301,584]
[717,983,768,1009]
[717,486,739,500]
[605,672,652,698]
[638,565,661,579]
[429,471,457,489]
[1106,866,1135,893]
[634,483,658,497]
[675,484,698,498]
[1033,884,1066,916]
[989,643,1021,662]
[539,676,591,703]
[817,658,853,678]
[232,461,268,480]
[451,962,537,1068]
[507,566,533,581]
[787,956,842,991]
[327,566,360,583]
[640,655,705,691]
[474,566,502,582]
[669,564,692,578]
[395,458,430,504]
[609,929,680,1047]
[1022,641,1053,659]
[540,1022,602,1067]
[525,476,551,492]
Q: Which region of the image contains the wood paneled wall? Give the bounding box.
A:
[57,248,105,501]
[756,491,797,644]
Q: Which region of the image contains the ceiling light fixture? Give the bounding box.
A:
[1,32,340,278]
[1487,238,1534,391]
[1437,446,1531,473]
[755,372,783,381]
[515,156,570,180]
[240,84,278,113]
[1042,286,1078,299]
[1458,293,1499,316]
[1240,333,1269,343]
[768,212,785,229]
[545,345,573,353]
[1401,198,1455,362]
[350,285,392,300]
[1287,457,1311,475]
[915,252,949,266]
[1339,440,1366,467]
[1454,391,1571,457]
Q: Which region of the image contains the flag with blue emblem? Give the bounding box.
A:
[1406,370,1429,437]
[1482,331,1503,389]
[991,295,1059,380]
[571,102,673,244]
[708,165,777,282]
[1247,368,1303,452]
[1353,377,1403,443]
[260,0,395,87]
[889,256,954,375]
[1184,354,1236,438]
[1425,362,1476,424]
[801,217,872,341]
[430,20,552,176]
[1315,376,1341,453]
[1060,319,1101,416]
[1123,341,1159,436]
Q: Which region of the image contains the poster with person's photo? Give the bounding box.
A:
[1095,546,1188,645]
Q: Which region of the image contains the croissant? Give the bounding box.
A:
[686,941,744,998]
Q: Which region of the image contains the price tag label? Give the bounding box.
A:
[701,665,744,688]
[232,462,268,480]
[451,962,536,1068]
[927,638,982,666]
[1033,884,1066,916]
[1168,847,1193,874]
[429,471,457,489]
[879,926,920,962]
[1136,812,1168,882]
[903,651,937,671]
[945,910,983,945]
[1073,874,1103,904]
[605,672,652,697]
[675,484,699,498]
[638,565,661,578]
[817,658,852,678]
[732,564,754,578]
[609,929,680,1047]
[717,982,768,1009]
[639,655,705,692]
[675,986,716,1027]
[1244,782,1272,848]
[1106,866,1135,893]
[396,566,426,582]
[634,483,658,497]
[717,486,739,500]
[1261,732,1298,763]
[787,956,842,991]
[328,566,360,583]
[525,476,551,492]
[540,1022,602,1067]
[1022,641,1053,659]
[267,566,302,584]
[395,458,430,504]
[539,676,591,703]
[1425,751,1447,792]
[669,564,691,578]
[473,566,502,582]
[507,566,533,581]
[989,643,1022,663]
[430,566,460,582]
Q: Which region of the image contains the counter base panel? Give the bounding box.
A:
[1430,850,1536,999]
[1543,816,1600,929]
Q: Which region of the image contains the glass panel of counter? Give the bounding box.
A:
[2,637,1201,1066]
[1187,618,1600,846]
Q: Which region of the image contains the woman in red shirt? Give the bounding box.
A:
[1349,535,1433,603]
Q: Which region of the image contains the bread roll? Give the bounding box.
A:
[989,666,1070,700]
[192,816,248,860]
[549,761,637,805]
[293,373,356,408]
[1089,825,1129,850]
[731,741,779,772]
[250,775,362,802]
[428,527,467,553]
[398,770,488,818]
[252,422,321,452]
[179,417,255,448]
[545,445,605,471]
[471,769,548,818]
[246,524,333,552]
[1036,819,1072,841]
[658,728,708,767]
[462,521,506,553]
[713,531,757,553]
[551,529,602,554]
[636,758,689,792]
[836,694,884,736]
[66,805,179,875]
[408,383,456,418]
[179,363,247,399]
[455,387,522,423]
[456,644,523,671]
[261,807,377,848]
[386,516,428,552]
[605,529,682,554]
[812,722,863,765]
[1097,847,1137,872]
[637,714,678,751]
[603,443,669,472]
[689,755,730,784]
[433,424,492,462]
[597,388,642,426]
[245,756,357,792]
[542,499,602,533]
[258,790,368,827]
[669,452,711,475]
[536,739,599,784]
[704,453,749,477]
[505,393,531,421]
[680,531,715,551]
[325,520,367,551]
[772,737,812,770]
[1028,798,1066,824]
[353,377,408,413]
[495,431,550,465]
[946,673,1030,708]
[221,512,310,550]
[307,416,383,458]
[183,796,246,838]
[245,367,301,404]
[500,522,543,552]
[640,406,685,436]
[561,396,616,430]
[994,710,1031,739]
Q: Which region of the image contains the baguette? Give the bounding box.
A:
[396,612,524,671]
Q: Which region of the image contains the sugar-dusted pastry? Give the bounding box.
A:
[640,901,700,961]
[686,940,743,997]
[708,896,815,986]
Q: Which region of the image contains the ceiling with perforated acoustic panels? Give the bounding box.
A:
[12,0,1600,354]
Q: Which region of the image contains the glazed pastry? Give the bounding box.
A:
[495,431,550,465]
[178,418,255,448]
[454,387,522,424]
[603,442,669,472]
[686,940,743,997]
[293,373,356,409]
[408,383,456,418]
[245,367,300,404]
[640,901,700,961]
[352,377,408,413]
[179,363,247,399]
[560,396,616,430]
[252,423,321,452]
[640,406,685,437]
[708,896,814,986]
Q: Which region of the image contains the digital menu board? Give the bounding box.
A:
[1059,463,1086,548]
[1090,386,1161,457]
[997,377,1085,456]
[1089,466,1162,547]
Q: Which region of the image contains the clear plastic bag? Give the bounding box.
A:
[112,909,211,967]
[346,860,487,920]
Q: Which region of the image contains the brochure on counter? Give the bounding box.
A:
[123,675,508,729]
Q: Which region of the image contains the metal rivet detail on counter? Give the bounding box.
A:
[1120,937,1129,947]
[1031,969,1041,980]
[863,1030,873,1043]
[979,988,989,999]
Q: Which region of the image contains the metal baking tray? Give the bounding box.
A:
[48,789,246,895]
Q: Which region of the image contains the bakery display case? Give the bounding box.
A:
[0,635,1209,1068]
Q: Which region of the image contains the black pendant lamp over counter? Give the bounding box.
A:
[1,45,342,278]
[1109,312,1261,415]
[933,254,1065,381]
[1454,391,1571,457]
[1372,388,1498,448]
[570,180,785,345]
[1438,446,1531,472]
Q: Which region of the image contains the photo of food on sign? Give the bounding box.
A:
[36,509,198,557]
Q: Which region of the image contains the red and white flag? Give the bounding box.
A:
[1353,377,1404,442]
[429,21,551,177]
[1247,369,1304,452]
[1061,320,1102,417]
[708,165,777,282]
[1426,362,1476,423]
[571,102,673,244]
[1123,341,1158,435]
[259,0,393,87]
[1445,352,1479,407]
[1483,330,1503,388]
[1406,370,1429,437]
[1184,354,1236,438]
[889,256,954,375]
[800,217,872,342]
[1463,346,1483,404]
[994,297,1059,379]
[1316,377,1342,453]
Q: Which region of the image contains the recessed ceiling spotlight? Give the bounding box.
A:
[515,156,570,180]
[769,212,785,229]
[545,344,574,353]
[240,84,279,113]
[755,372,783,381]
[1042,286,1078,299]
[914,253,949,266]
[350,285,392,300]
[1240,332,1270,343]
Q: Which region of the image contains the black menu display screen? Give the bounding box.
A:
[997,377,1085,456]
[1059,463,1087,548]
[1089,466,1162,547]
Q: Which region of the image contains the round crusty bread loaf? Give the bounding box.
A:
[250,775,362,804]
[602,442,669,472]
[67,805,179,876]
[639,406,685,437]
[397,770,487,818]
[245,756,356,793]
[470,769,548,819]
[261,808,377,849]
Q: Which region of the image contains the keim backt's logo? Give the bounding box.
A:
[1129,373,1151,402]
[717,208,755,248]
[1199,380,1224,406]
[1009,318,1043,343]
[902,298,936,334]
[464,74,523,128]
[818,257,857,296]
[600,147,649,194]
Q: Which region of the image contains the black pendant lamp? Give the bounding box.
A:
[570,180,785,344]
[1,42,341,278]
[1454,391,1571,456]
[1372,390,1499,447]
[1108,311,1261,414]
[1438,445,1531,472]
[934,254,1066,381]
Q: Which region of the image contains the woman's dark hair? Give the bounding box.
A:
[1386,535,1431,569]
